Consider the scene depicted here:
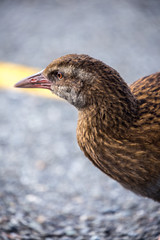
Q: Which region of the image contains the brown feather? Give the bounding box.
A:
[15,54,160,202]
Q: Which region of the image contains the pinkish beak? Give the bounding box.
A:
[14,70,52,90]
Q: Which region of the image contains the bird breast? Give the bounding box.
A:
[76,109,160,200]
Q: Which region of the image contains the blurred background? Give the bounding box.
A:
[0,0,160,239]
[0,0,160,82]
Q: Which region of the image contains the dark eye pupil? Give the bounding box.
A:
[57,72,63,79]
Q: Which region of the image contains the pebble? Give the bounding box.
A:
[101,207,118,215]
[79,226,90,235]
[90,235,101,240]
[79,215,95,222]
[53,229,65,237]
[64,226,77,237]
[27,221,44,234]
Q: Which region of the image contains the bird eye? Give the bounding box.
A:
[57,72,63,80]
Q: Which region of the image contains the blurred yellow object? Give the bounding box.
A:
[0,62,60,99]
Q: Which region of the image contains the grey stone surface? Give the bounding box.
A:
[0,0,160,239]
[0,90,160,239]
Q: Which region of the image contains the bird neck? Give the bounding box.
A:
[78,89,138,139]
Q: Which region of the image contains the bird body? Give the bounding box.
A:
[77,73,160,201]
[15,54,160,201]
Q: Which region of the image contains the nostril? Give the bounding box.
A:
[30,79,37,83]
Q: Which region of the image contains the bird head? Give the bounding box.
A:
[15,54,134,112]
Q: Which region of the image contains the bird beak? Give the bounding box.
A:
[14,69,52,90]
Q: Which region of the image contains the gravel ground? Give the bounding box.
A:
[0,0,160,239]
[0,90,160,240]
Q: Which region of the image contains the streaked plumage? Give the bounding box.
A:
[15,54,160,201]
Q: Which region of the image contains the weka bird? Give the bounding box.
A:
[15,54,160,202]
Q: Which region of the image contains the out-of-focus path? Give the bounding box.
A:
[0,0,160,239]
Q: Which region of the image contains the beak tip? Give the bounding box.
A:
[14,70,51,90]
[14,81,22,88]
